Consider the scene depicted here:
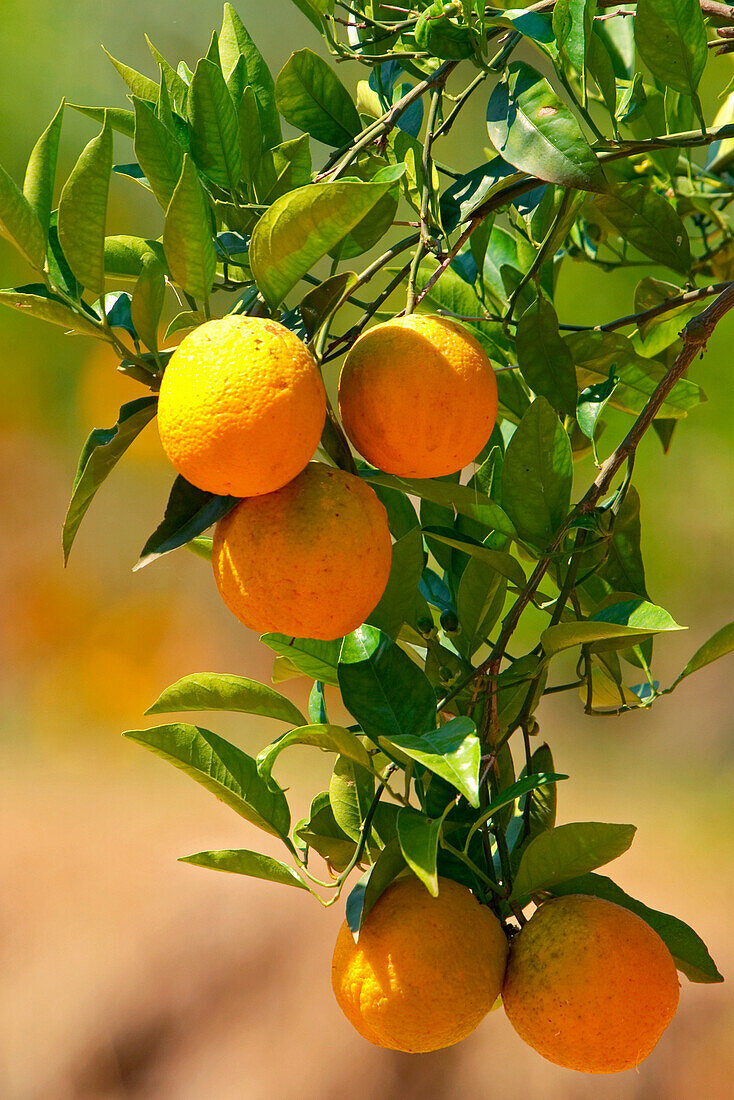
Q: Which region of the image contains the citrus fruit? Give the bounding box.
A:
[338,314,497,477]
[502,895,680,1073]
[157,315,326,497]
[331,876,508,1053]
[212,463,392,640]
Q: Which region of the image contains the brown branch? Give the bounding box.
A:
[599,280,734,332]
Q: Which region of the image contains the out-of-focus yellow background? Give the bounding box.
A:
[1,3,732,1097]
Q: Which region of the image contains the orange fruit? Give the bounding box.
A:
[212,462,392,640]
[157,315,326,497]
[331,876,508,1053]
[502,895,680,1073]
[338,314,497,477]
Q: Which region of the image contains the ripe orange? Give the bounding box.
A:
[212,463,392,640]
[502,895,680,1073]
[157,315,326,497]
[331,876,508,1053]
[338,314,497,477]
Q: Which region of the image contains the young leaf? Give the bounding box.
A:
[124,723,291,838]
[501,397,572,549]
[634,0,707,96]
[133,98,184,211]
[102,46,159,101]
[146,672,307,726]
[218,4,282,147]
[58,115,113,296]
[511,821,636,898]
[163,155,217,303]
[0,157,46,271]
[188,57,242,191]
[329,755,374,842]
[256,724,371,781]
[63,396,158,563]
[550,873,723,983]
[145,36,189,114]
[275,49,361,147]
[486,62,605,191]
[595,183,691,274]
[338,625,436,745]
[250,179,397,307]
[672,621,734,685]
[68,104,135,139]
[396,809,441,896]
[385,717,481,808]
[542,600,683,655]
[180,848,309,890]
[516,298,578,418]
[22,99,65,248]
[367,527,424,640]
[104,234,167,278]
[261,634,342,685]
[134,476,237,570]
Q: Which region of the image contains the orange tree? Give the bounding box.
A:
[0,0,731,1069]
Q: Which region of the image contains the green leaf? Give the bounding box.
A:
[296,790,356,869]
[68,104,135,139]
[367,527,424,640]
[131,257,165,354]
[635,0,707,96]
[146,672,307,725]
[364,473,515,538]
[576,366,618,446]
[596,486,648,599]
[300,271,356,338]
[163,155,217,303]
[133,98,184,211]
[523,743,558,839]
[219,4,282,148]
[674,621,734,684]
[250,179,396,307]
[511,821,636,899]
[22,99,64,249]
[516,298,578,418]
[595,183,691,274]
[423,529,526,589]
[501,397,572,548]
[565,330,704,418]
[396,809,441,896]
[338,626,436,745]
[261,634,341,685]
[0,283,102,337]
[550,873,723,983]
[180,848,309,890]
[542,599,683,655]
[58,115,113,296]
[124,723,291,838]
[385,717,481,808]
[346,839,406,934]
[329,755,374,842]
[145,36,189,114]
[63,396,158,563]
[257,724,371,781]
[255,135,313,204]
[102,46,159,101]
[134,476,237,570]
[238,86,262,186]
[482,771,567,824]
[189,58,241,191]
[456,564,506,659]
[486,62,605,191]
[275,49,361,147]
[104,235,167,278]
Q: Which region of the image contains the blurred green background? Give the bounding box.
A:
[1,2,732,1097]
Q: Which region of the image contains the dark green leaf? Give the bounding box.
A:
[550,873,723,982]
[261,634,341,685]
[596,486,648,599]
[367,527,424,640]
[635,0,707,96]
[501,397,572,548]
[385,717,481,808]
[295,791,356,870]
[124,723,291,838]
[595,183,690,274]
[346,839,406,934]
[163,155,217,303]
[63,396,157,563]
[516,298,577,417]
[275,48,360,146]
[423,529,526,589]
[486,62,605,191]
[180,848,308,889]
[511,821,636,898]
[576,366,618,443]
[57,115,112,295]
[338,625,436,745]
[134,476,237,570]
[396,809,441,896]
[364,472,515,538]
[257,724,371,781]
[189,58,241,191]
[146,672,306,725]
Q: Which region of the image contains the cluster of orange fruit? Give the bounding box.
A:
[332,877,680,1072]
[156,312,498,639]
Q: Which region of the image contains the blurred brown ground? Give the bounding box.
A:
[1,2,733,1097]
